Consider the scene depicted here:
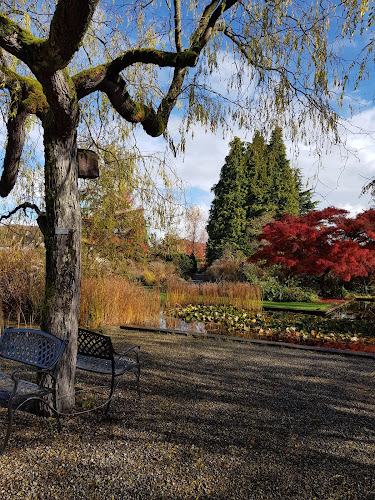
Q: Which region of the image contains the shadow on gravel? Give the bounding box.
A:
[0,329,374,499]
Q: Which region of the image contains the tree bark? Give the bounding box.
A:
[39,73,81,413]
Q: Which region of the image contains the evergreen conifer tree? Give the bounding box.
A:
[206,128,317,264]
[293,168,319,215]
[265,126,299,217]
[206,137,249,264]
[245,131,270,217]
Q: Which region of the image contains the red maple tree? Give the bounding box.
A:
[249,207,375,284]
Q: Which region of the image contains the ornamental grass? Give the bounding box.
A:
[79,277,161,329]
[165,281,263,313]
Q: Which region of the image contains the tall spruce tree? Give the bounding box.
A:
[293,168,319,215]
[264,126,299,217]
[245,131,270,217]
[207,128,317,264]
[206,138,249,264]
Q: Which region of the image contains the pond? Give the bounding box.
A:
[151,300,375,354]
[330,299,375,320]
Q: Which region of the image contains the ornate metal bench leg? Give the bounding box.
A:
[1,402,15,455]
[52,391,61,432]
[105,376,115,414]
[136,366,141,399]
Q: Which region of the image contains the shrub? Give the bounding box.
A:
[261,277,319,302]
[147,260,178,285]
[169,253,196,278]
[205,249,246,282]
[0,248,45,325]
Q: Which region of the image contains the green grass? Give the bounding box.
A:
[263,301,333,311]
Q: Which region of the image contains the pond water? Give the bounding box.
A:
[143,302,375,353]
[330,299,375,320]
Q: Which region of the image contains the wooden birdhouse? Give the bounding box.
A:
[78,149,99,179]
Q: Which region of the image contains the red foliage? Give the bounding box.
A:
[249,207,375,281]
[181,239,207,262]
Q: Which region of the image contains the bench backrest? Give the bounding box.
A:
[78,328,114,361]
[0,328,65,370]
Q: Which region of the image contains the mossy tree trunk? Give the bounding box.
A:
[39,72,81,413]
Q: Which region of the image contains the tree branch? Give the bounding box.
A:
[0,65,21,93]
[0,87,27,197]
[73,49,197,100]
[98,72,163,136]
[0,14,46,70]
[47,0,100,70]
[173,0,183,52]
[0,202,43,221]
[71,0,238,137]
[190,0,238,51]
[157,67,187,131]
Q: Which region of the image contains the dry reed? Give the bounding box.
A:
[0,248,45,327]
[165,281,200,307]
[165,281,263,313]
[79,277,161,329]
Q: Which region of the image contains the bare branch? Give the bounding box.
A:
[0,90,27,197]
[173,0,183,52]
[47,0,100,70]
[0,202,43,222]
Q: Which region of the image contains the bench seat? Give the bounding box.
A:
[0,374,54,402]
[76,328,140,412]
[0,328,65,454]
[76,355,136,376]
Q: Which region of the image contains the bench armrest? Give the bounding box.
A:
[116,345,140,356]
[115,345,140,363]
[10,367,57,386]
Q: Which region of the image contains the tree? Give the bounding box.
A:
[0,1,372,412]
[246,127,301,219]
[183,205,207,264]
[80,154,148,262]
[245,131,270,217]
[293,168,319,216]
[206,137,249,263]
[207,128,315,263]
[264,126,299,217]
[249,208,375,292]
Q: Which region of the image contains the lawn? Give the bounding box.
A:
[263,300,334,311]
[0,328,373,499]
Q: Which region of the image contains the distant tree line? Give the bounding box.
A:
[206,127,317,264]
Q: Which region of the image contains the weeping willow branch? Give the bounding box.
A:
[0,202,46,234]
[0,201,43,221]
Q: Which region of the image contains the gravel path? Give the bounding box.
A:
[0,328,374,499]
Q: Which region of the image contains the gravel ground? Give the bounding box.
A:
[0,328,374,499]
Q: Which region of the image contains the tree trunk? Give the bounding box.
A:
[40,127,81,413]
[319,268,330,297]
[39,72,81,413]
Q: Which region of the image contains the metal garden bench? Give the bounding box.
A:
[76,328,140,412]
[0,328,65,454]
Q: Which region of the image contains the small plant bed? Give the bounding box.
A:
[169,305,375,353]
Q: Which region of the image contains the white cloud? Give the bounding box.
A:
[159,107,375,224]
